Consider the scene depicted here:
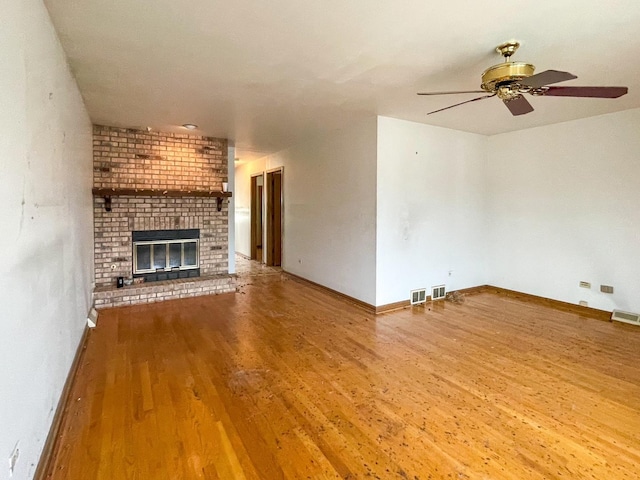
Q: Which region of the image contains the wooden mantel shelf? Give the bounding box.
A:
[92,187,232,198]
[92,188,232,212]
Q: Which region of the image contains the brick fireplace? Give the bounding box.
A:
[92,125,235,309]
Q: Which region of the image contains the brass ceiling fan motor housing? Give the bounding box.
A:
[481,62,536,92]
[480,41,535,92]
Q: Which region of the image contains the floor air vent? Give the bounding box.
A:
[410,288,427,305]
[611,310,640,326]
[432,285,446,301]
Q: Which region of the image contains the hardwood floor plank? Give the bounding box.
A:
[44,266,640,479]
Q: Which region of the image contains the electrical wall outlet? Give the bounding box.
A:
[579,300,588,307]
[600,285,614,294]
[579,281,591,288]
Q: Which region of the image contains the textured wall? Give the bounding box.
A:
[0,1,93,477]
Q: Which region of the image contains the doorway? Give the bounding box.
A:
[266,169,283,267]
[250,174,264,262]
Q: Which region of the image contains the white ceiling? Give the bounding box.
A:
[45,0,640,161]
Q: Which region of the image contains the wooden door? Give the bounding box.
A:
[266,170,282,266]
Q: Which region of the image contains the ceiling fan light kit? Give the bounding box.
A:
[418,40,628,116]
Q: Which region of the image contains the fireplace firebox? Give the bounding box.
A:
[132,229,200,282]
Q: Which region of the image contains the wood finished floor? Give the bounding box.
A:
[47,272,640,479]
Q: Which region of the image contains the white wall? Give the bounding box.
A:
[236,118,378,304]
[487,108,640,313]
[234,158,266,258]
[0,1,93,478]
[376,117,488,306]
[237,112,639,314]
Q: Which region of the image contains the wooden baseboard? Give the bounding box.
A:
[34,324,91,480]
[283,275,493,316]
[453,285,490,296]
[486,285,611,321]
[375,300,411,314]
[235,252,251,260]
[283,271,376,314]
[271,275,609,321]
[375,285,489,314]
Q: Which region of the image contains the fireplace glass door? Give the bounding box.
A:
[132,229,200,282]
[134,239,199,275]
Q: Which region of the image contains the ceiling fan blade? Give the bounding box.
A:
[543,86,628,98]
[520,70,577,88]
[427,94,496,115]
[503,95,534,116]
[418,90,485,96]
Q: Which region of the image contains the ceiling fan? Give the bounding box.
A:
[418,41,628,116]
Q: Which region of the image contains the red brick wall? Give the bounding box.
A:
[92,125,230,290]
